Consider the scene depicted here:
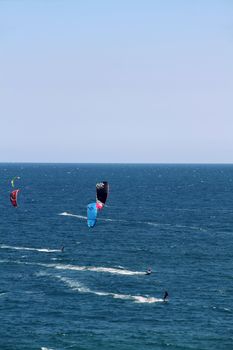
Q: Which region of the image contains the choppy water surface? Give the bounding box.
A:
[0,164,232,350]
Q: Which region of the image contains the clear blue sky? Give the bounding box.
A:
[0,0,232,163]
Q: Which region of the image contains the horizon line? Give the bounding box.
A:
[0,162,233,165]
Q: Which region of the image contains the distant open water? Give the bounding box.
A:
[0,164,232,350]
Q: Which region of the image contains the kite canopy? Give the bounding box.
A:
[11,176,20,188]
[87,202,98,228]
[10,189,20,207]
[96,181,109,209]
[87,182,109,227]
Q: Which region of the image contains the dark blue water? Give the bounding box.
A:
[0,164,232,350]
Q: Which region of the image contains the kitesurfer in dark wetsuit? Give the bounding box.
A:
[163,291,168,302]
[61,246,64,252]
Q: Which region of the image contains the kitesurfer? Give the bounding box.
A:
[163,291,168,302]
[61,246,64,252]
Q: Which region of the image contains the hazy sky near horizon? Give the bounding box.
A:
[0,0,232,163]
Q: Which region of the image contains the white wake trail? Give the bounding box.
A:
[52,263,145,276]
[0,245,61,253]
[0,259,145,276]
[59,212,87,220]
[59,212,126,223]
[53,275,163,304]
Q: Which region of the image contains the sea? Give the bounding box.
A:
[0,164,232,350]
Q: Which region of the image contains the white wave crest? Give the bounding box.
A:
[0,245,61,253]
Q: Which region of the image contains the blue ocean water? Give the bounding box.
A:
[0,164,232,350]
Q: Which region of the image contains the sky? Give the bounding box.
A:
[0,0,232,163]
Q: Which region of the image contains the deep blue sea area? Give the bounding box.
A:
[0,164,232,350]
